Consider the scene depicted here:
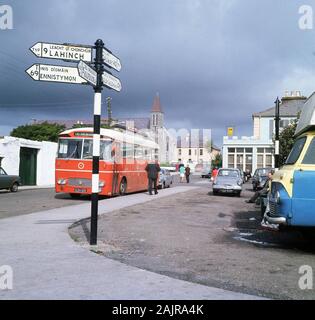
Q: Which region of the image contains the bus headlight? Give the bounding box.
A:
[57,179,67,185]
[99,181,105,187]
[275,191,281,204]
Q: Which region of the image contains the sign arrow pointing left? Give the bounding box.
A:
[25,63,88,85]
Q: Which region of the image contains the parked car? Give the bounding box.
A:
[158,168,173,189]
[194,164,204,173]
[201,166,212,178]
[252,167,273,191]
[0,167,21,192]
[212,168,243,196]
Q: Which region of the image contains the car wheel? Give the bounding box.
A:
[119,178,127,196]
[213,190,218,195]
[10,183,19,193]
[237,191,241,197]
[163,182,166,189]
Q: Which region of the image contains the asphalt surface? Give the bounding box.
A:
[70,179,315,300]
[0,173,183,219]
[0,188,86,219]
[0,185,260,300]
[4,176,315,299]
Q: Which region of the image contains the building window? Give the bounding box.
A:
[178,149,181,156]
[228,154,235,168]
[189,149,191,156]
[265,155,272,167]
[257,148,274,168]
[200,149,203,156]
[227,146,253,172]
[195,149,197,156]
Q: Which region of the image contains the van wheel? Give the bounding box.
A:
[10,183,19,193]
[119,178,127,196]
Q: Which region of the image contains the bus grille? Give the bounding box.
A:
[269,201,278,216]
[68,178,91,187]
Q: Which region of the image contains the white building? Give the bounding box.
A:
[222,91,307,174]
[0,136,57,186]
[176,131,220,167]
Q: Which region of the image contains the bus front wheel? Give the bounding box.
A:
[119,178,127,196]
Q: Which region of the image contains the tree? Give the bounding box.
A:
[212,153,222,168]
[279,118,299,166]
[10,122,66,142]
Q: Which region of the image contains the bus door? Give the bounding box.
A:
[111,142,120,196]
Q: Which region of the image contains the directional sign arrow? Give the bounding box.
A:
[102,47,121,72]
[25,63,88,85]
[77,60,97,86]
[102,71,122,92]
[30,42,93,63]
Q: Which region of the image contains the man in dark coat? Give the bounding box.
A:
[185,165,191,183]
[145,160,161,195]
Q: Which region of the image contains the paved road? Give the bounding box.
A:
[0,188,86,219]
[0,174,202,220]
[0,186,260,300]
[70,182,315,300]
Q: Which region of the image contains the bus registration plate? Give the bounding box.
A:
[74,188,87,193]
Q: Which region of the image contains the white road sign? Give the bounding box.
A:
[26,63,88,85]
[102,71,122,92]
[102,47,121,72]
[30,42,93,63]
[77,60,97,86]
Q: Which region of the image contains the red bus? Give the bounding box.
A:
[55,128,159,197]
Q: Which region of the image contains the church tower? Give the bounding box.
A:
[150,93,164,131]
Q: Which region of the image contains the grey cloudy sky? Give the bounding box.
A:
[0,0,315,144]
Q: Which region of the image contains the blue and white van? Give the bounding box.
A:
[266,92,315,229]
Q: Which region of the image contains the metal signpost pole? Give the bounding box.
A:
[27,38,121,246]
[90,39,104,245]
[274,97,280,171]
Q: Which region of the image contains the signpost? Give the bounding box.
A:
[102,47,121,71]
[26,63,88,85]
[77,60,97,86]
[26,39,122,246]
[30,42,92,63]
[102,71,122,92]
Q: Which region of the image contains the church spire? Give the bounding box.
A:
[151,92,163,113]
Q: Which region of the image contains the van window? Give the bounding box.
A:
[302,137,315,164]
[286,137,306,165]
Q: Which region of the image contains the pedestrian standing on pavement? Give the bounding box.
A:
[211,167,219,182]
[179,164,185,183]
[145,160,161,195]
[185,165,191,183]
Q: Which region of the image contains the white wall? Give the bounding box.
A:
[36,141,58,186]
[0,137,20,175]
[0,137,57,186]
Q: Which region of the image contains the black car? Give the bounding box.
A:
[252,168,273,191]
[0,167,21,192]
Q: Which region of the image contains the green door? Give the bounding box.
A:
[19,147,37,186]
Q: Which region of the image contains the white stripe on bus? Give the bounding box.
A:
[56,169,147,173]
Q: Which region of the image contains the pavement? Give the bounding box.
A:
[0,185,263,300]
[19,184,54,190]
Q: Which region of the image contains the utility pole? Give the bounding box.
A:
[90,39,104,246]
[107,97,112,127]
[274,97,281,171]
